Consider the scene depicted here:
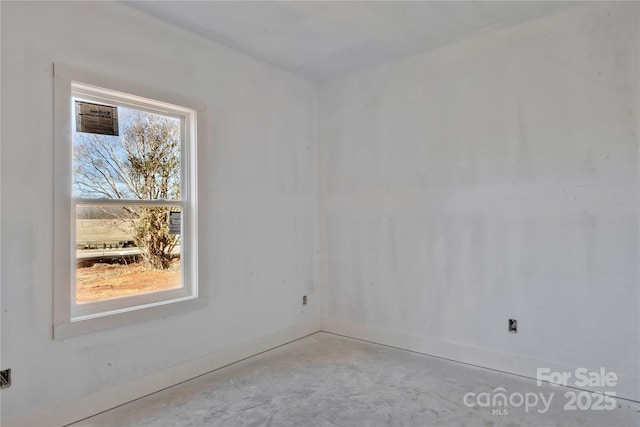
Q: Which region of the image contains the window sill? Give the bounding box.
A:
[54,295,207,340]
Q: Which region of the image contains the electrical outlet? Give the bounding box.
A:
[508,319,518,333]
[1,369,11,389]
[302,295,307,306]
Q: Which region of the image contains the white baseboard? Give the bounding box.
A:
[4,319,321,427]
[321,317,640,403]
[6,316,638,426]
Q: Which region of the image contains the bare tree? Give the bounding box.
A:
[74,110,180,269]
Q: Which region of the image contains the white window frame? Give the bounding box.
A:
[53,64,205,339]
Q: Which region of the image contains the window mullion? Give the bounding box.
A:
[74,198,183,207]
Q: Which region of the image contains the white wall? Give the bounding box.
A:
[0,1,318,420]
[320,2,640,400]
[2,0,639,422]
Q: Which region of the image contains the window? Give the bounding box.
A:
[53,65,204,338]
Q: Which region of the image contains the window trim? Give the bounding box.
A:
[53,64,206,339]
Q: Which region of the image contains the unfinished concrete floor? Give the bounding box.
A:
[71,332,640,427]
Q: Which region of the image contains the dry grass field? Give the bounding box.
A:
[76,219,133,245]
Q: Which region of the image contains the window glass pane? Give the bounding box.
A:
[75,205,182,303]
[72,104,181,201]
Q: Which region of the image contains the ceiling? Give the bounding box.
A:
[124,1,580,82]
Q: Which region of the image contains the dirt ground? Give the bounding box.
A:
[76,260,180,303]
